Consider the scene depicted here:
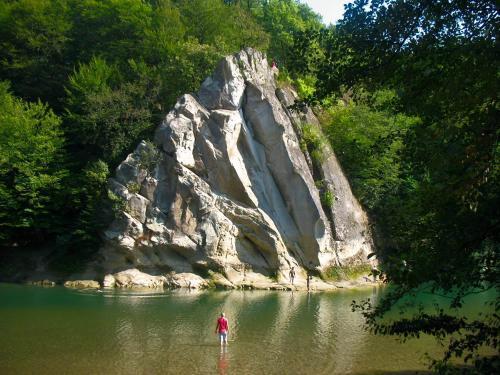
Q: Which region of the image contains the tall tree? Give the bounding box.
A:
[177,0,269,53]
[252,0,323,66]
[64,57,159,166]
[316,0,500,371]
[0,0,72,109]
[67,0,153,64]
[0,82,67,245]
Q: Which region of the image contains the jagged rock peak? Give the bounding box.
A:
[101,48,375,286]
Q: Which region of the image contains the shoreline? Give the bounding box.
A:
[1,254,383,292]
[16,271,383,293]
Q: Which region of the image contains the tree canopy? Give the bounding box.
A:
[0,82,67,243]
[313,1,499,372]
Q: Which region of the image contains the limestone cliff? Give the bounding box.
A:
[100,48,374,287]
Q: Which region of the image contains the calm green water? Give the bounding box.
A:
[0,283,493,374]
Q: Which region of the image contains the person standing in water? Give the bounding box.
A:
[307,262,314,292]
[215,312,229,346]
[289,267,296,285]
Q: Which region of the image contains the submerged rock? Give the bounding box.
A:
[64,280,100,289]
[103,274,116,288]
[113,269,166,289]
[28,279,55,287]
[99,48,375,287]
[165,273,208,289]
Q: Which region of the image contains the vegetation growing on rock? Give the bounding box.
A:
[321,264,372,282]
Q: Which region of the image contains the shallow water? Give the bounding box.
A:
[0,283,493,374]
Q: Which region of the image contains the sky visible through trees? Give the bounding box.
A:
[303,0,352,24]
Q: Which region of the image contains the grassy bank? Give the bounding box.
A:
[321,264,372,282]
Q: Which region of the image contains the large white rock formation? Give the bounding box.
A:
[100,48,374,285]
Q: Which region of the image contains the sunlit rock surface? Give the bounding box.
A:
[100,48,375,287]
[63,280,100,289]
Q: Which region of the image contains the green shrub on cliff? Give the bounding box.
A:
[301,123,327,164]
[321,91,419,212]
[320,190,334,208]
[322,264,372,282]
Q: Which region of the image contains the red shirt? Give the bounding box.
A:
[217,317,228,333]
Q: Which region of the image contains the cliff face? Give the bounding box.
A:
[101,49,374,285]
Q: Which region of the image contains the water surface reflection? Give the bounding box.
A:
[0,284,470,374]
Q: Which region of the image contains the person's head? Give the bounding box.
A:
[291,267,294,270]
[220,312,225,317]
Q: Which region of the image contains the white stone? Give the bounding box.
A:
[165,273,208,289]
[103,274,116,288]
[98,48,375,285]
[113,268,167,288]
[64,280,100,289]
[127,193,149,223]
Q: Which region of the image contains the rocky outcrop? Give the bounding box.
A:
[113,269,167,289]
[27,279,55,287]
[64,280,101,289]
[165,273,208,289]
[99,48,375,287]
[103,274,116,288]
[276,88,374,264]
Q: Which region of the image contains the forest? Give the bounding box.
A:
[0,0,498,372]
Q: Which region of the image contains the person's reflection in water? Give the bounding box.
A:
[217,346,228,375]
[371,285,381,305]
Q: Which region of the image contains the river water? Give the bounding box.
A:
[0,283,493,374]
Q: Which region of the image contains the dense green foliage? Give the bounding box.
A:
[0,82,67,243]
[300,123,327,164]
[294,1,499,372]
[65,57,158,165]
[321,90,419,212]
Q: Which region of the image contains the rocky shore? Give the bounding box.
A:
[26,267,380,292]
